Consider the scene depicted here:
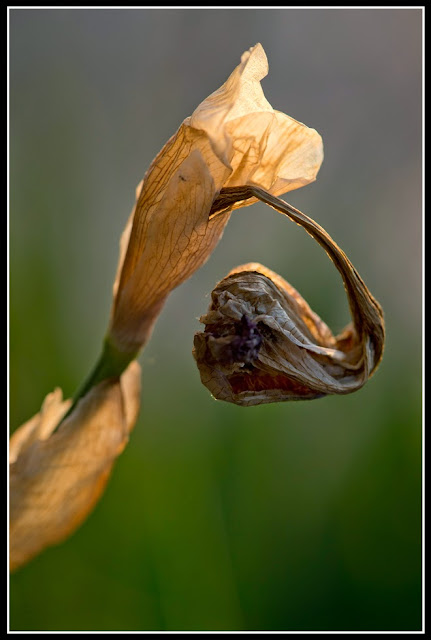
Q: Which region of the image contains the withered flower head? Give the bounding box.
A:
[9,362,141,571]
[108,43,323,355]
[193,189,385,406]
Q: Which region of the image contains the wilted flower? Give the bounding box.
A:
[9,362,140,571]
[193,189,385,406]
[11,43,382,571]
[107,43,323,356]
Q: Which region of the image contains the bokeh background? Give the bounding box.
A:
[9,8,422,632]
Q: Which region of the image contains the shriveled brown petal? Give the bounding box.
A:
[194,189,385,406]
[109,44,323,354]
[9,361,141,571]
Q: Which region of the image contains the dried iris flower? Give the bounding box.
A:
[10,43,383,571]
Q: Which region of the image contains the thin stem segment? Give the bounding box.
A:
[55,337,138,431]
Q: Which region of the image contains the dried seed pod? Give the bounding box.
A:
[194,189,385,406]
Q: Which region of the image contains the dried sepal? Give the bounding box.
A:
[194,188,385,406]
[9,361,141,571]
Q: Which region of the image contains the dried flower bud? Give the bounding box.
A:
[194,189,385,406]
[108,43,323,354]
[9,361,141,571]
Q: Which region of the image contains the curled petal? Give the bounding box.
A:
[190,43,323,196]
[9,361,141,571]
[193,189,385,406]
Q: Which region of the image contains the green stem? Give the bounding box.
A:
[55,337,138,431]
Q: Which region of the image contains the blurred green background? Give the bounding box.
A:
[9,8,422,632]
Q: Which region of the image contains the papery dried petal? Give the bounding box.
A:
[109,44,323,354]
[9,361,141,571]
[110,149,230,352]
[190,43,323,196]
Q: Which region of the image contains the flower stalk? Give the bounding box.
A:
[58,337,139,428]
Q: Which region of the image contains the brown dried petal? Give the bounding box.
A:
[193,189,385,406]
[9,361,141,571]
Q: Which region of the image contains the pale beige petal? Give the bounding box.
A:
[190,43,323,196]
[9,390,71,464]
[110,148,231,352]
[189,43,272,164]
[109,44,323,353]
[111,179,144,302]
[9,361,141,571]
[113,126,230,300]
[222,111,323,196]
